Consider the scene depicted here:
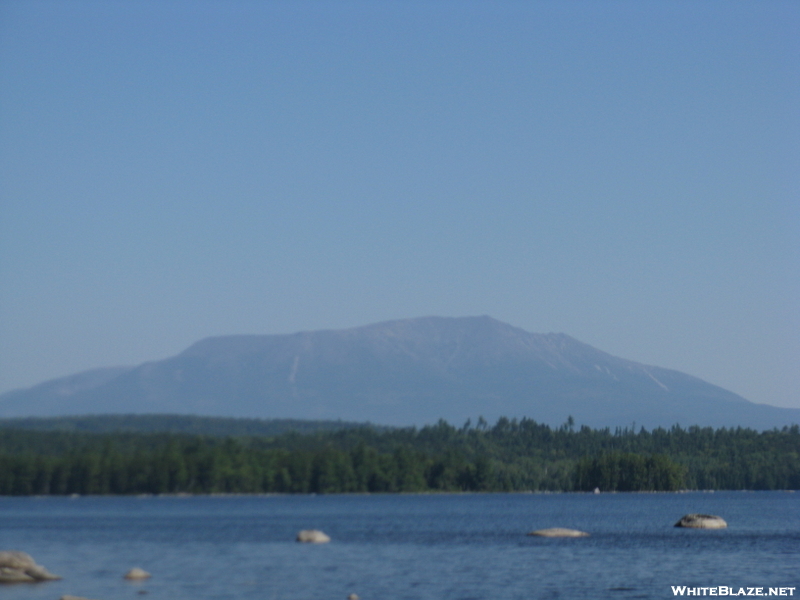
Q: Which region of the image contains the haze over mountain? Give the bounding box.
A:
[1,316,797,430]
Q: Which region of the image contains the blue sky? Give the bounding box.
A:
[1,1,798,410]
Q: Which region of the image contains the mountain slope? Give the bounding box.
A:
[1,316,797,429]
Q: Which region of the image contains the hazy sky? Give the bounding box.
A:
[1,1,798,410]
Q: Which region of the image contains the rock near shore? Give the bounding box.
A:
[0,551,61,583]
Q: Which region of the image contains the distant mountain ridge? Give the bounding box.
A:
[1,316,797,430]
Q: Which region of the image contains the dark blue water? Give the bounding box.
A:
[1,492,798,600]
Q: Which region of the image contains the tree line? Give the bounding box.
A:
[0,417,798,495]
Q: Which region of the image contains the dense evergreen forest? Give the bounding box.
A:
[0,416,798,495]
[0,414,365,436]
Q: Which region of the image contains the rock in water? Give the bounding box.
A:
[22,563,61,580]
[0,551,36,570]
[124,568,152,580]
[674,514,727,529]
[0,551,61,583]
[0,567,36,583]
[296,529,331,543]
[527,527,590,537]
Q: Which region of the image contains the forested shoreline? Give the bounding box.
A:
[1,417,798,495]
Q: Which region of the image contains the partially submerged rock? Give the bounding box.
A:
[674,514,727,529]
[23,563,61,580]
[0,551,61,583]
[124,568,152,580]
[60,596,101,600]
[0,567,36,583]
[527,527,589,538]
[296,529,331,543]
[0,552,35,570]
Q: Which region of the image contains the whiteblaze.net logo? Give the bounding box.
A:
[672,587,796,597]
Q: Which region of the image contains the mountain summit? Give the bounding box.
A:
[1,316,797,429]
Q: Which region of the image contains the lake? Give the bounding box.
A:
[1,492,798,600]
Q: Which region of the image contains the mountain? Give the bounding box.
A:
[1,316,797,430]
